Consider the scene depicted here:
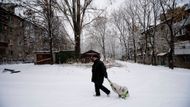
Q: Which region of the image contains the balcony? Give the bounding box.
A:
[175,41,190,55]
[0,41,8,47]
[175,48,190,55]
[175,28,186,37]
[174,16,190,37]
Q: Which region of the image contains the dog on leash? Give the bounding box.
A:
[2,68,21,73]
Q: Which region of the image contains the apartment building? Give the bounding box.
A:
[138,4,190,68]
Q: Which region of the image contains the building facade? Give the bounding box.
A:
[174,7,190,68]
[0,3,74,64]
[0,3,47,63]
[0,5,25,63]
[138,4,190,68]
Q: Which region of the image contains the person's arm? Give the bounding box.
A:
[101,62,108,78]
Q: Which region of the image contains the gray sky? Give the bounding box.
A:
[93,0,190,9]
[93,0,125,11]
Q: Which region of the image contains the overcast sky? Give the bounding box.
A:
[92,0,125,11]
[93,0,190,10]
[92,0,190,17]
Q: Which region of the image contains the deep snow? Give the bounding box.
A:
[0,61,190,107]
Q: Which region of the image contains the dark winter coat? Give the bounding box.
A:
[91,59,108,85]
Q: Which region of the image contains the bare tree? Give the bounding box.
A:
[86,16,108,61]
[21,0,59,64]
[150,0,161,65]
[111,10,129,61]
[51,17,74,51]
[56,0,94,59]
[94,16,108,61]
[123,2,139,62]
[106,27,118,59]
[159,0,176,69]
[46,0,53,64]
[135,0,152,64]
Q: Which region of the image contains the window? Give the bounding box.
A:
[184,56,190,63]
[10,27,13,32]
[9,50,13,55]
[181,28,186,35]
[0,23,2,32]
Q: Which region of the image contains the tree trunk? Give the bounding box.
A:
[72,0,81,59]
[133,37,137,63]
[168,26,174,69]
[48,0,53,64]
[132,18,136,63]
[74,31,81,59]
[151,49,156,65]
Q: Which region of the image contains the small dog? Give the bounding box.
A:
[3,68,21,73]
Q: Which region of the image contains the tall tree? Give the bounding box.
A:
[111,10,129,61]
[150,0,161,65]
[135,0,152,64]
[21,0,58,64]
[90,16,108,61]
[46,0,53,64]
[123,2,139,62]
[159,0,176,69]
[57,0,93,59]
[107,28,117,59]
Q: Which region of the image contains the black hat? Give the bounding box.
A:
[92,54,100,59]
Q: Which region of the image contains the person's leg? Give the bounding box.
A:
[99,85,110,95]
[95,84,100,96]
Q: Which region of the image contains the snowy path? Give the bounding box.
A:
[0,61,190,107]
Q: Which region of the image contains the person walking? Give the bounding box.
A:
[91,54,110,97]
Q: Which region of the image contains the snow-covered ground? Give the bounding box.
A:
[0,61,190,107]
